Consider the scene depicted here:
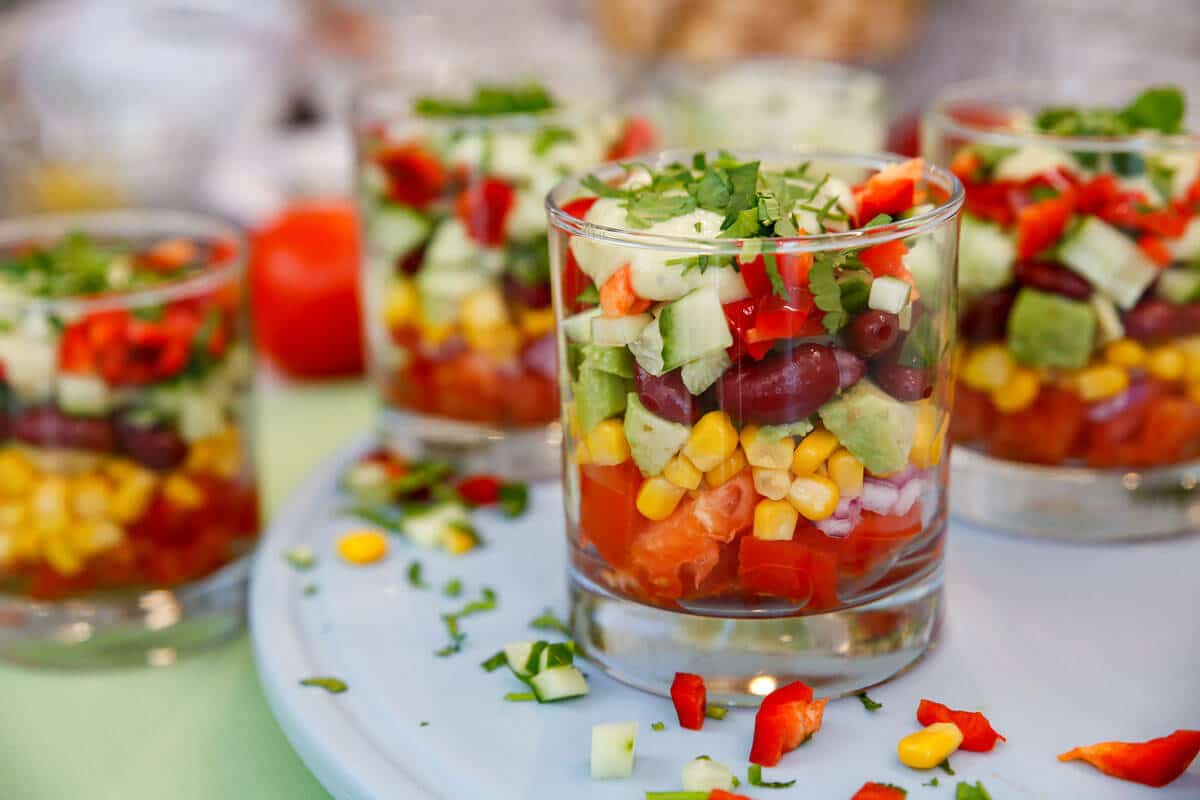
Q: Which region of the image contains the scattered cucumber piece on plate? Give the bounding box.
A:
[592,313,653,347]
[502,641,538,678]
[681,349,731,396]
[590,721,637,779]
[530,664,589,703]
[958,214,1016,296]
[681,756,737,792]
[405,502,471,550]
[624,393,691,476]
[867,275,912,314]
[1058,216,1158,309]
[1006,288,1096,369]
[659,286,733,370]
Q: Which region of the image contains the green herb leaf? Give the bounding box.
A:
[724,160,761,214]
[581,174,631,199]
[406,560,428,589]
[954,781,992,800]
[691,168,733,211]
[442,578,463,597]
[644,793,709,800]
[414,83,556,117]
[480,651,508,672]
[504,692,536,702]
[345,504,405,534]
[506,235,551,287]
[856,691,883,711]
[923,777,940,787]
[299,677,347,694]
[864,213,894,228]
[937,759,956,776]
[529,609,571,637]
[664,254,734,274]
[719,207,764,239]
[839,275,872,313]
[303,583,319,596]
[809,253,849,333]
[1029,185,1060,202]
[436,587,499,657]
[531,126,576,156]
[762,252,788,300]
[704,704,728,721]
[651,721,665,731]
[1119,86,1185,134]
[498,482,529,517]
[747,764,796,788]
[574,284,600,306]
[284,546,316,571]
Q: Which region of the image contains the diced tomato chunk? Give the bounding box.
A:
[457,475,502,505]
[578,462,645,570]
[456,177,516,246]
[738,536,838,608]
[376,143,446,209]
[988,386,1084,465]
[606,116,657,160]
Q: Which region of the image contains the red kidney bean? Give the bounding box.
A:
[871,361,932,402]
[521,332,557,380]
[1013,261,1092,300]
[115,417,188,470]
[503,275,552,309]
[1172,303,1200,337]
[397,246,426,276]
[846,310,900,358]
[1123,298,1180,341]
[834,348,866,389]
[14,406,115,452]
[715,343,839,425]
[634,364,699,425]
[960,289,1016,342]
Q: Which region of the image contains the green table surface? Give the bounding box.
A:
[1,378,373,800]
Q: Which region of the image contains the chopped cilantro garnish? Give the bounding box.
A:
[864,213,894,227]
[923,777,940,788]
[299,677,347,694]
[625,193,697,229]
[442,578,463,597]
[762,252,788,300]
[413,83,556,117]
[419,721,430,727]
[747,764,796,788]
[503,692,536,702]
[344,503,405,534]
[1028,185,1060,202]
[937,758,956,776]
[651,721,665,731]
[498,482,529,517]
[1036,85,1185,136]
[284,546,316,570]
[809,253,851,333]
[529,609,571,637]
[574,284,600,306]
[406,560,428,589]
[856,691,883,711]
[719,207,763,239]
[704,704,728,720]
[480,651,508,672]
[663,254,734,274]
[435,587,498,657]
[644,793,709,800]
[531,126,575,156]
[954,781,991,800]
[303,583,319,596]
[581,174,631,199]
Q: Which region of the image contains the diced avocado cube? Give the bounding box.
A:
[1006,288,1096,369]
[575,366,631,434]
[623,393,691,476]
[818,380,918,476]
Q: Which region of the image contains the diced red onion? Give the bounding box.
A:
[894,478,924,516]
[814,496,861,539]
[861,479,899,514]
[834,348,867,389]
[1087,379,1150,423]
[521,333,557,380]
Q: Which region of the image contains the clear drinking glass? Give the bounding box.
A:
[353,71,657,480]
[653,59,887,154]
[547,151,963,702]
[0,211,257,667]
[924,78,1200,540]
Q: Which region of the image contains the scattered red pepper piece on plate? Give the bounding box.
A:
[670,672,707,730]
[1057,729,1200,787]
[749,680,827,767]
[851,781,908,799]
[916,699,1006,752]
[707,791,751,800]
[457,475,502,506]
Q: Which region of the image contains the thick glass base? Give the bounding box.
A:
[380,407,561,482]
[569,566,942,706]
[0,557,248,669]
[950,446,1200,541]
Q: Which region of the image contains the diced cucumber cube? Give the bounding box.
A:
[530,664,589,703]
[992,145,1078,183]
[659,286,732,370]
[1059,216,1158,309]
[680,349,731,395]
[537,641,576,672]
[562,308,601,343]
[581,344,634,378]
[681,757,736,792]
[344,462,391,505]
[1090,293,1125,344]
[502,641,538,678]
[1158,267,1200,304]
[1168,218,1200,264]
[368,204,431,260]
[415,269,491,325]
[589,721,637,779]
[574,367,631,433]
[57,374,112,416]
[867,275,912,314]
[903,233,944,298]
[592,314,652,347]
[179,392,225,441]
[624,393,691,476]
[958,214,1016,295]
[628,315,665,376]
[0,334,55,401]
[405,503,470,549]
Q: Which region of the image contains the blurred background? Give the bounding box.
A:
[0,0,1196,379]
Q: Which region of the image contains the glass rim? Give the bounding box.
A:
[0,209,246,315]
[655,56,885,91]
[545,150,964,255]
[926,77,1200,154]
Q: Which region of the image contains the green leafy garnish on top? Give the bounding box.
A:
[413,82,556,117]
[1035,85,1186,137]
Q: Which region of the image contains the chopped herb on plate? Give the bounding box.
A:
[299,677,347,694]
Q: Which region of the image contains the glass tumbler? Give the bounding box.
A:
[924,78,1200,540]
[353,72,657,481]
[547,150,963,702]
[0,211,257,667]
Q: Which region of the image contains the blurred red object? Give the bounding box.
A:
[251,201,365,378]
[886,112,920,158]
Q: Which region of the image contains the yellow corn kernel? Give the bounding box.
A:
[0,501,26,529]
[518,307,557,340]
[0,449,35,496]
[1104,338,1147,368]
[752,467,791,501]
[383,278,419,328]
[636,477,687,521]
[460,286,510,330]
[663,453,703,491]
[337,529,389,565]
[960,343,1015,392]
[186,439,219,474]
[740,425,794,470]
[30,477,69,525]
[910,403,948,470]
[68,520,123,556]
[1189,383,1200,405]
[990,366,1041,414]
[11,527,39,563]
[897,722,964,770]
[418,320,455,348]
[110,472,157,524]
[787,474,840,521]
[465,322,521,362]
[42,531,84,577]
[574,440,593,466]
[705,447,748,488]
[683,412,739,472]
[163,475,204,510]
[1184,348,1200,384]
[1076,364,1130,402]
[586,419,631,466]
[0,531,12,567]
[1147,346,1186,382]
[827,449,864,498]
[443,526,479,556]
[791,430,840,476]
[753,498,799,541]
[70,474,112,520]
[103,458,139,483]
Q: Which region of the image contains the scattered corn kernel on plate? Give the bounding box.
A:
[251,436,1200,799]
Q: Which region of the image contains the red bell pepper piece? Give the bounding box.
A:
[737,536,838,607]
[749,679,828,767]
[456,474,502,506]
[1016,190,1075,260]
[747,290,820,343]
[707,791,752,800]
[376,143,446,210]
[854,158,924,224]
[1138,234,1173,267]
[723,299,773,361]
[670,672,707,730]
[456,177,516,247]
[851,782,908,800]
[606,116,657,160]
[1075,173,1124,215]
[561,197,597,221]
[740,253,815,297]
[916,699,1006,752]
[1058,729,1200,787]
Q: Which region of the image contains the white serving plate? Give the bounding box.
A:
[251,436,1200,799]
